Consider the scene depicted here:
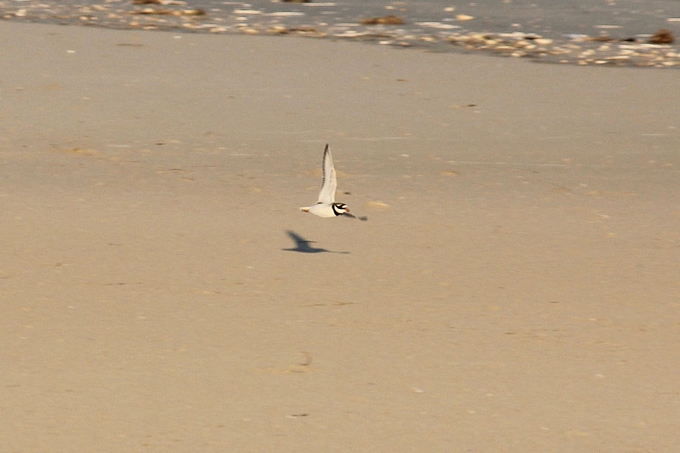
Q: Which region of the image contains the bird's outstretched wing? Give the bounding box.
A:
[317,144,337,204]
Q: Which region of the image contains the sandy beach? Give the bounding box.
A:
[1,21,679,452]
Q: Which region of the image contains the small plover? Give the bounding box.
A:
[300,144,350,218]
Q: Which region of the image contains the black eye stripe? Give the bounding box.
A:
[331,203,348,216]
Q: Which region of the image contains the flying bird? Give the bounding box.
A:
[300,144,350,218]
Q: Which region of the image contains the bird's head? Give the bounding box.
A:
[332,203,350,216]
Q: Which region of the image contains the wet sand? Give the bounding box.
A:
[2,0,680,68]
[1,21,679,452]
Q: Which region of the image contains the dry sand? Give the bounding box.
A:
[1,21,679,452]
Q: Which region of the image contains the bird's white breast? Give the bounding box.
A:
[307,203,337,218]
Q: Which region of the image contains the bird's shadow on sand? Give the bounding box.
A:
[282,230,350,254]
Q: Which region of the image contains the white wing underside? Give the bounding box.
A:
[317,144,337,204]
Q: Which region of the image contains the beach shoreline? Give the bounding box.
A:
[1,21,679,452]
[1,0,680,68]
